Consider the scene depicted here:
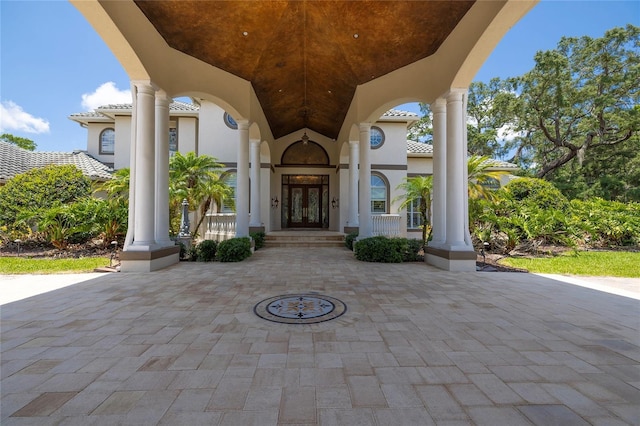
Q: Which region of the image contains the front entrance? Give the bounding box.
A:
[281,175,329,229]
[289,185,322,228]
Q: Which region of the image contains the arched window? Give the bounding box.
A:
[371,173,388,214]
[99,128,115,155]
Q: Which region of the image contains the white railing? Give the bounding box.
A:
[204,213,237,242]
[372,214,402,237]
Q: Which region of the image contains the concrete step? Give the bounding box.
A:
[265,232,345,248]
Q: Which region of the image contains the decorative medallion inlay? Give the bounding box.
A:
[254,294,347,324]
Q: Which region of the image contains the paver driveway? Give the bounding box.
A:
[1,247,639,425]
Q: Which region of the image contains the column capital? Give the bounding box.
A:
[155,90,171,107]
[444,88,467,102]
[432,97,447,113]
[359,122,372,133]
[349,140,359,149]
[236,119,250,131]
[132,80,159,94]
[250,139,261,147]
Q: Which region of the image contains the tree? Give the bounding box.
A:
[394,175,433,246]
[169,151,230,235]
[1,133,37,151]
[466,79,519,158]
[512,25,640,186]
[95,168,130,201]
[0,165,92,231]
[407,103,433,142]
[467,155,509,201]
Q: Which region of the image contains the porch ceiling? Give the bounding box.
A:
[134,0,474,140]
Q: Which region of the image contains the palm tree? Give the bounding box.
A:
[467,155,509,200]
[169,151,229,236]
[394,175,433,246]
[94,168,130,201]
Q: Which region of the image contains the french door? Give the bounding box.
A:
[288,185,322,228]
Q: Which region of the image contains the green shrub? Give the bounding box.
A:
[345,231,358,251]
[569,198,640,246]
[188,245,198,261]
[216,237,252,262]
[403,238,424,262]
[503,177,570,211]
[354,236,405,263]
[196,239,218,261]
[250,231,266,250]
[0,165,92,229]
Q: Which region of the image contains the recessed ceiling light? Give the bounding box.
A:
[242,31,249,36]
[278,89,283,93]
[327,90,332,94]
[353,33,359,39]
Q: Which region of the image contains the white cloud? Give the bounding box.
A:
[0,101,50,134]
[81,82,132,111]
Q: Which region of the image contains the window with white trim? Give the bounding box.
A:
[371,173,388,214]
[407,198,423,229]
[221,171,237,213]
[99,128,115,155]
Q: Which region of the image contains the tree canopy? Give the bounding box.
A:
[1,133,37,151]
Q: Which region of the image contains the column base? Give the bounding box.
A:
[120,245,180,272]
[425,246,477,272]
[249,226,265,234]
[343,226,359,235]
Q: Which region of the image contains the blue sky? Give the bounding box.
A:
[1,0,638,153]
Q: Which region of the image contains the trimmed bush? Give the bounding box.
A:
[403,238,424,262]
[196,239,218,262]
[345,231,358,251]
[354,236,405,263]
[250,231,266,250]
[216,237,252,262]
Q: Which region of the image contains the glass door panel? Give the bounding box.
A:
[291,187,304,225]
[307,187,320,225]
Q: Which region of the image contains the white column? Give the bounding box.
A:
[236,120,250,237]
[130,81,158,250]
[154,91,173,247]
[348,141,359,227]
[430,98,447,248]
[249,139,261,227]
[358,123,372,238]
[444,90,470,250]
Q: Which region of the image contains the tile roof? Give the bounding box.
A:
[406,140,519,169]
[383,109,419,118]
[96,101,199,112]
[407,140,433,154]
[0,141,113,182]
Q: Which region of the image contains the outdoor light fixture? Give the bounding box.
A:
[110,241,118,267]
[301,132,309,145]
[331,197,339,209]
[271,196,279,209]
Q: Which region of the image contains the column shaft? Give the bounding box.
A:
[154,91,172,247]
[236,121,250,237]
[348,141,359,226]
[358,124,372,238]
[131,82,157,249]
[430,98,447,247]
[445,90,467,249]
[249,139,261,227]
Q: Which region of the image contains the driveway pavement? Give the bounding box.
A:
[1,247,639,425]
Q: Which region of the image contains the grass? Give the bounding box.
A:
[0,256,110,274]
[499,250,640,278]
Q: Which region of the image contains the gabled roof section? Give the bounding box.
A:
[407,140,433,155]
[379,109,420,124]
[69,101,199,125]
[0,141,113,182]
